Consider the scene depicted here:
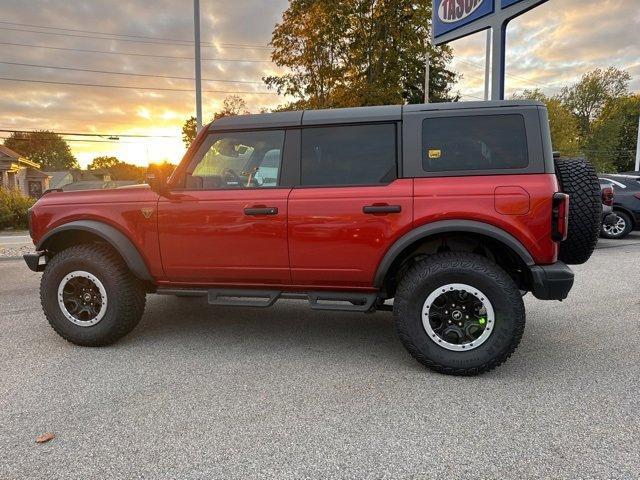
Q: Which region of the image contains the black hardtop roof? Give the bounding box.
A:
[208,100,544,131]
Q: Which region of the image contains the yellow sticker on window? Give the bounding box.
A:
[428,149,441,159]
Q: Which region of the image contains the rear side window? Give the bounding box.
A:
[422,115,528,173]
[301,124,397,186]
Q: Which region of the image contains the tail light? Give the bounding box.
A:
[602,186,614,206]
[551,192,569,242]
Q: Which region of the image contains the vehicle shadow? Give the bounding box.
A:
[124,295,421,371]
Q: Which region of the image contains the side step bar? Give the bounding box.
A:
[156,288,379,313]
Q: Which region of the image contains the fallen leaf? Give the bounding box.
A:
[35,432,55,443]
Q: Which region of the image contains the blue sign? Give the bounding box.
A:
[433,0,495,39]
[501,0,526,7]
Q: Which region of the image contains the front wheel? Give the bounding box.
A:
[600,212,633,239]
[394,252,525,376]
[40,244,146,346]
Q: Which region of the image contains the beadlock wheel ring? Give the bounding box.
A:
[422,283,495,352]
[57,270,108,327]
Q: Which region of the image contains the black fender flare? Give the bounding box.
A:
[37,220,154,282]
[373,219,535,288]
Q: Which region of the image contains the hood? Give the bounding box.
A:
[36,184,158,207]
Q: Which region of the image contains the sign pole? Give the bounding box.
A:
[490,22,506,100]
[193,0,203,132]
[432,0,550,102]
[484,29,491,100]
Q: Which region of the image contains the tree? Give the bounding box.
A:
[88,156,119,170]
[88,156,146,181]
[214,95,249,120]
[181,95,250,147]
[513,89,580,156]
[182,117,197,148]
[583,94,640,173]
[560,67,631,135]
[263,0,458,109]
[3,130,78,170]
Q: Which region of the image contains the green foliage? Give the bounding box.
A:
[263,0,458,109]
[513,89,581,157]
[88,156,120,170]
[88,156,147,181]
[515,68,636,173]
[583,95,640,173]
[0,187,36,229]
[560,67,631,135]
[181,95,250,147]
[3,131,78,170]
[182,117,197,148]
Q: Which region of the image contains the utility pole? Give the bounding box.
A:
[635,115,640,172]
[193,0,203,132]
[484,29,491,100]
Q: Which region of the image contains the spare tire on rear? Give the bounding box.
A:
[554,157,601,265]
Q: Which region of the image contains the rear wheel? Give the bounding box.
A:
[394,252,525,376]
[601,211,633,239]
[40,244,146,346]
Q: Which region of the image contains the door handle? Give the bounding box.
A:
[244,206,278,216]
[363,204,401,214]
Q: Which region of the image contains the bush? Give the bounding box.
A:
[0,187,36,230]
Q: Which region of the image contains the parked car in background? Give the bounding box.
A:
[599,174,640,239]
[600,183,616,225]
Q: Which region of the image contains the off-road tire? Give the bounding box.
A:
[554,157,601,264]
[40,244,146,346]
[394,252,525,376]
[600,211,633,239]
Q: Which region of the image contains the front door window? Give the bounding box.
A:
[185,130,285,190]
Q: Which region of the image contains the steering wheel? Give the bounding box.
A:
[222,168,242,185]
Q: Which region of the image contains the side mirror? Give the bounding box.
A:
[145,171,167,196]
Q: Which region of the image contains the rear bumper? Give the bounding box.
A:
[529,262,574,300]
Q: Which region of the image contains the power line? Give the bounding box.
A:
[0,136,144,144]
[0,76,278,95]
[0,41,273,63]
[0,128,178,138]
[455,57,564,92]
[0,60,265,85]
[0,20,272,49]
[0,25,271,50]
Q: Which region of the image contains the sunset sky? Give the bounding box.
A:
[1,0,638,168]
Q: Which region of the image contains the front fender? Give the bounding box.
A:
[37,220,154,282]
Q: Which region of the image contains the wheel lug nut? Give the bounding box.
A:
[448,320,452,324]
[458,323,463,327]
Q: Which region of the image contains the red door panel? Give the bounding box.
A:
[158,189,291,284]
[288,179,414,287]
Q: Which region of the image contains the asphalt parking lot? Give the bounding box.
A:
[1,234,639,479]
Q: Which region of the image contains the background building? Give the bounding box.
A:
[0,145,50,198]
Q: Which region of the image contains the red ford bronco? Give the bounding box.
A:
[25,100,601,375]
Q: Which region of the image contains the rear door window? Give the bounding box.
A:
[422,115,528,173]
[300,124,397,186]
